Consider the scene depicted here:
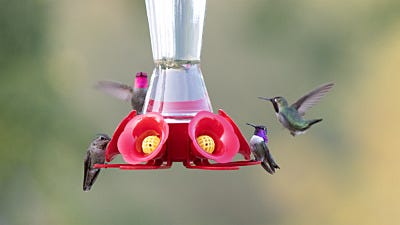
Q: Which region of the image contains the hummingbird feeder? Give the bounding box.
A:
[95,0,260,170]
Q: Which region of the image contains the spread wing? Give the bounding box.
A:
[291,82,334,116]
[95,80,133,102]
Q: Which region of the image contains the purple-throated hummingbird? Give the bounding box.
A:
[247,123,280,175]
[95,72,148,114]
[258,82,334,136]
[83,133,110,192]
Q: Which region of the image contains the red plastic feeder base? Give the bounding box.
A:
[94,160,260,170]
[97,109,259,170]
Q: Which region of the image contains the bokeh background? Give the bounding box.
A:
[1,0,399,224]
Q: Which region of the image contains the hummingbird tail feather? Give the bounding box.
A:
[308,118,323,127]
[83,185,91,192]
[261,161,274,175]
[266,153,280,170]
[83,169,101,192]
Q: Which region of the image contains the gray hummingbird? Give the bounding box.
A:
[247,123,280,174]
[95,72,148,114]
[83,133,111,192]
[258,82,334,136]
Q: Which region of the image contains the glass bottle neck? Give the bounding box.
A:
[145,0,206,61]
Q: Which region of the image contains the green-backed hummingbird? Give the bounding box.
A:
[258,82,334,136]
[247,123,280,174]
[95,72,148,114]
[83,133,110,192]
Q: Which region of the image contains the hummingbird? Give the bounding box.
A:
[247,123,280,174]
[95,72,148,114]
[83,133,111,192]
[258,82,334,136]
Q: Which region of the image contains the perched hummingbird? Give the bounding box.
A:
[83,133,111,192]
[95,72,148,114]
[258,82,334,136]
[247,123,280,175]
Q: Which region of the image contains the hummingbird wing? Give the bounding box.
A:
[84,168,101,192]
[83,150,102,191]
[83,151,91,191]
[95,80,133,102]
[261,142,280,174]
[252,141,277,174]
[258,142,273,174]
[290,82,334,116]
[264,145,280,171]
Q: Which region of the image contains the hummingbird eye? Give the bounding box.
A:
[97,135,109,141]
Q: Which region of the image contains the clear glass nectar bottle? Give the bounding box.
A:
[143,0,213,123]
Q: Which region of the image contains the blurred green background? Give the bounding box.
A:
[1,0,399,224]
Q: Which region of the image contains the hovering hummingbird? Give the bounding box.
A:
[95,72,148,114]
[258,82,334,136]
[83,133,111,192]
[247,123,280,175]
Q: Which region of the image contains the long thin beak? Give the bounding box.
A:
[135,72,147,77]
[246,123,257,128]
[258,97,273,102]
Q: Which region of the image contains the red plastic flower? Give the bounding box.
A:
[188,111,239,163]
[106,111,169,164]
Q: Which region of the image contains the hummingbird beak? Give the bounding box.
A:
[246,123,257,128]
[259,97,279,113]
[258,97,273,102]
[135,72,147,77]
